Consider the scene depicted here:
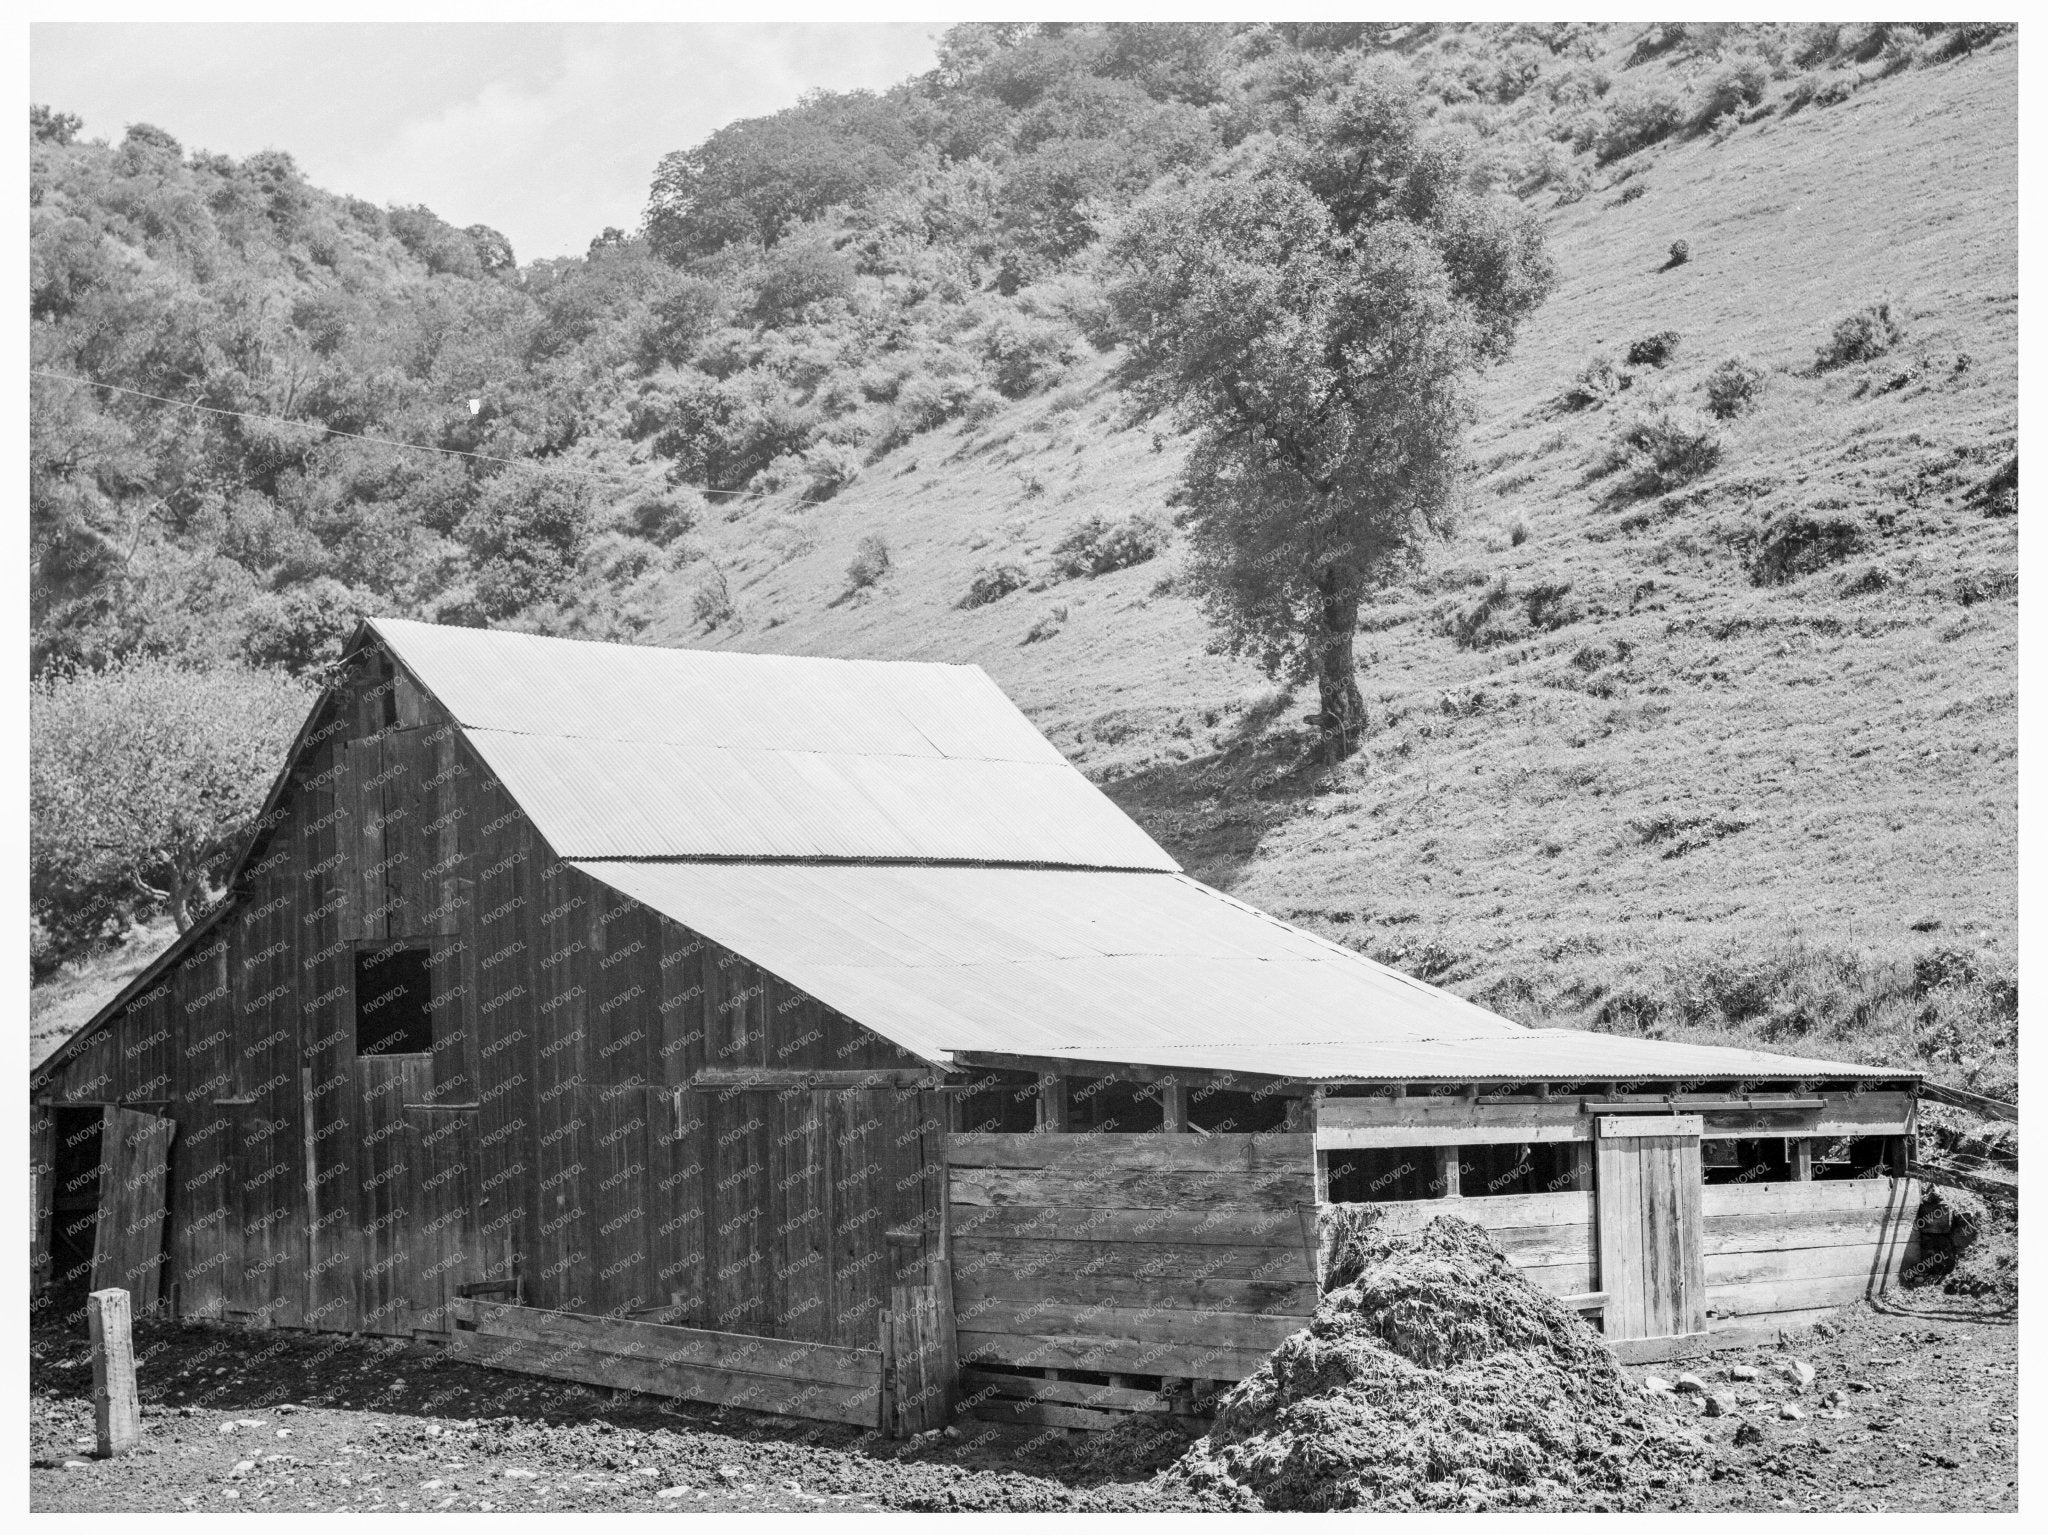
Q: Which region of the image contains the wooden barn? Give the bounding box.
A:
[31,618,1928,1432]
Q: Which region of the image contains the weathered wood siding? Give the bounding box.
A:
[1363,1191,1598,1298]
[948,1132,1320,1384]
[31,637,939,1354]
[1702,1176,1922,1330]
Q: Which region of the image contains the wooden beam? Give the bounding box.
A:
[1159,1081,1188,1133]
[1906,1160,2016,1206]
[89,1289,141,1456]
[1791,1140,1814,1181]
[690,1067,938,1092]
[1916,1081,2016,1122]
[1036,1074,1068,1133]
[1434,1146,1461,1199]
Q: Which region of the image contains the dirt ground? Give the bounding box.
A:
[29,1292,2014,1514]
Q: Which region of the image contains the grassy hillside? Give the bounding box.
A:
[640,42,2020,1094]
[30,27,2017,1095]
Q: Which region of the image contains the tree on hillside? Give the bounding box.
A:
[30,658,312,960]
[1104,66,1554,763]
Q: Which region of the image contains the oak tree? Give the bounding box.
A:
[1105,66,1553,762]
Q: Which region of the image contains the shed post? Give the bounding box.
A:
[88,1288,141,1456]
[1159,1079,1188,1133]
[1036,1074,1067,1133]
[1791,1139,1814,1181]
[1434,1145,1462,1199]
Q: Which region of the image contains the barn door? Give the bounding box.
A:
[405,1104,486,1332]
[91,1107,176,1311]
[1594,1114,1707,1342]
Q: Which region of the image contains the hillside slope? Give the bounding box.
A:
[30,32,2017,1095]
[657,43,2019,1092]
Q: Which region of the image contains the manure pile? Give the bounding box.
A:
[1162,1214,1708,1511]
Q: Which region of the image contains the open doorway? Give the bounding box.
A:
[46,1106,103,1323]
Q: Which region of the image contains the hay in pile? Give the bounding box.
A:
[1164,1213,1708,1511]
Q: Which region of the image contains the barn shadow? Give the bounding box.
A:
[1093,708,1335,895]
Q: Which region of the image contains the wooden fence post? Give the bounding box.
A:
[89,1288,141,1457]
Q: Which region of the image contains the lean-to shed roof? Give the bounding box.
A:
[570,860,1900,1083]
[373,618,1175,869]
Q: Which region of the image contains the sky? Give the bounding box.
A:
[30,23,945,261]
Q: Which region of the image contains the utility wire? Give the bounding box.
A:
[30,366,841,510]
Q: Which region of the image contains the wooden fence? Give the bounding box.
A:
[947,1132,1320,1430]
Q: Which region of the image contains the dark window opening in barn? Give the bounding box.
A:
[1461,1141,1588,1197]
[1067,1075,1162,1133]
[1701,1136,1794,1185]
[1811,1135,1893,1181]
[46,1106,103,1315]
[1325,1147,1439,1203]
[355,944,432,1056]
[955,1078,1039,1135]
[1187,1085,1296,1135]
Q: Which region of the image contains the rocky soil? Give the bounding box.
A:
[30,1292,2014,1514]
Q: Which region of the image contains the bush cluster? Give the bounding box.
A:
[1818,298,1906,368]
[958,562,1029,609]
[1702,355,1767,418]
[844,532,892,591]
[1606,404,1722,493]
[1624,330,1679,367]
[1048,513,1166,579]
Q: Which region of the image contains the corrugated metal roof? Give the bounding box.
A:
[373,618,1176,870]
[569,862,1898,1082]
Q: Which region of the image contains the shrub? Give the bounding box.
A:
[237,577,363,674]
[1048,513,1166,578]
[690,564,734,628]
[1818,297,1906,368]
[1508,516,1529,547]
[1449,578,1517,650]
[1564,351,1630,408]
[748,238,855,325]
[624,490,700,546]
[1693,52,1772,127]
[845,533,891,591]
[1665,239,1690,268]
[1022,604,1068,644]
[801,441,863,501]
[1703,355,1768,418]
[1595,83,1684,160]
[978,313,1079,398]
[1521,579,1580,631]
[1617,183,1647,204]
[958,562,1029,609]
[1625,330,1680,367]
[1747,508,1869,585]
[1608,405,1722,493]
[457,465,595,619]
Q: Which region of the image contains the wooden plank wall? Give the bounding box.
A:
[29,640,944,1364]
[446,1297,884,1426]
[948,1133,1321,1387]
[1362,1191,1598,1298]
[1702,1176,1922,1331]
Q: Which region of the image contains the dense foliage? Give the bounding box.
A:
[26,20,2008,957]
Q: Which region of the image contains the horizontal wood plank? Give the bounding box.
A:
[1705,1272,1882,1319]
[452,1299,880,1386]
[1356,1191,1595,1234]
[947,1131,1313,1173]
[1705,1207,1901,1255]
[1702,1177,1917,1219]
[961,1367,1168,1414]
[966,1397,1140,1432]
[958,1299,1304,1353]
[951,1235,1315,1286]
[957,1329,1280,1383]
[444,1330,881,1427]
[1597,1115,1702,1140]
[948,1166,1313,1212]
[953,1270,1320,1316]
[1706,1243,1902,1289]
[949,1203,1316,1248]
